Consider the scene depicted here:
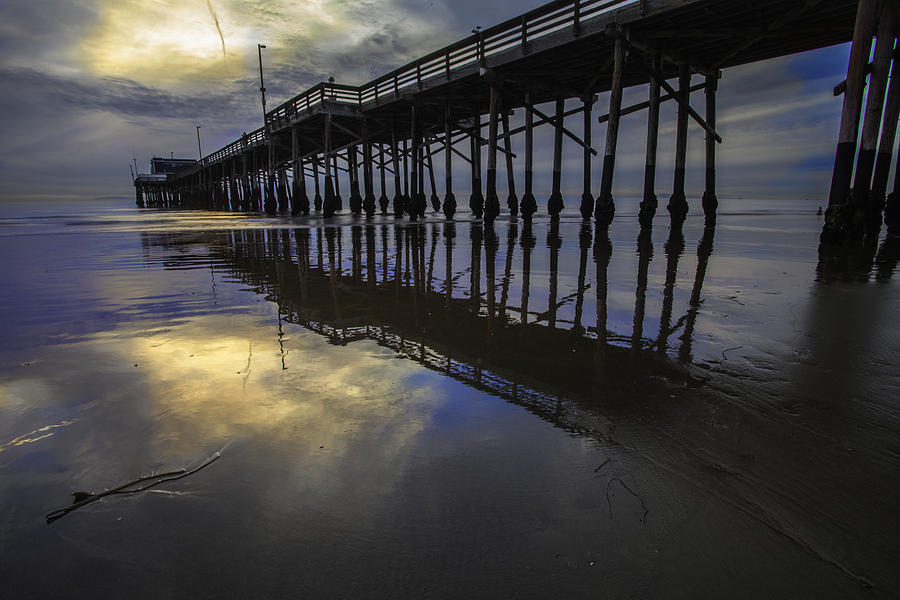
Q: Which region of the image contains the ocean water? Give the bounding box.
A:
[0,198,898,598]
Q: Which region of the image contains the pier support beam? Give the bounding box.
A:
[852,3,896,237]
[402,139,411,213]
[823,0,878,243]
[444,103,457,218]
[871,33,900,232]
[580,95,595,220]
[392,123,404,217]
[363,123,377,217]
[410,105,420,220]
[887,152,900,233]
[378,143,390,214]
[293,147,310,216]
[470,108,485,218]
[701,70,719,225]
[324,114,336,218]
[521,91,537,221]
[597,33,628,230]
[502,108,518,216]
[277,167,289,213]
[668,62,691,228]
[349,144,363,215]
[426,142,440,213]
[264,134,277,216]
[485,83,502,224]
[639,54,662,229]
[313,156,323,212]
[548,98,565,220]
[333,152,343,212]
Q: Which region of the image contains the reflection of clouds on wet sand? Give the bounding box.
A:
[99,311,442,459]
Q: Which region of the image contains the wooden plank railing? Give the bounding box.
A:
[195,0,637,169]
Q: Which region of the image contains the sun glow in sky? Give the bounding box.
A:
[76,0,349,86]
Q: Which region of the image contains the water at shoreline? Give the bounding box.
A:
[1,199,898,598]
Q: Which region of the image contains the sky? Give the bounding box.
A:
[0,0,857,204]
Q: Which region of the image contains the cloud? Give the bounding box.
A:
[0,67,251,121]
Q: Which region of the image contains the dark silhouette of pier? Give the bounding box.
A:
[135,0,898,244]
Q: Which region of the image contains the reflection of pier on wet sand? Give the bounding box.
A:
[141,218,900,596]
[147,221,710,413]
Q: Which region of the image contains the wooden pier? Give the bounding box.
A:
[135,0,896,242]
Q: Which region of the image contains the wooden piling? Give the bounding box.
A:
[402,139,411,212]
[667,62,691,228]
[580,95,594,220]
[426,142,440,213]
[823,0,878,243]
[295,158,310,216]
[363,122,377,217]
[312,155,323,212]
[265,134,277,215]
[521,91,537,220]
[323,113,336,218]
[410,106,420,220]
[378,143,390,214]
[886,145,900,231]
[332,152,343,212]
[349,144,363,215]
[853,4,895,236]
[548,98,565,219]
[470,108,484,218]
[701,71,719,225]
[871,37,900,227]
[277,167,289,213]
[392,123,404,217]
[501,108,518,216]
[444,102,457,218]
[485,83,502,223]
[416,135,427,217]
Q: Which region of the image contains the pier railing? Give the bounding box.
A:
[193,0,636,169]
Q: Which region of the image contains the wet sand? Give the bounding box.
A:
[0,199,898,598]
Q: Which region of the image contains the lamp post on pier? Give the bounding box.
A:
[196,124,202,159]
[257,44,268,123]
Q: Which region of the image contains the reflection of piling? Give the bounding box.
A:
[631,227,654,355]
[519,222,535,326]
[574,223,592,335]
[470,223,483,313]
[657,226,685,354]
[593,228,612,364]
[679,225,715,362]
[547,221,561,328]
[484,223,499,334]
[499,221,518,321]
[443,221,456,303]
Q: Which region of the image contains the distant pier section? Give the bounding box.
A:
[135,0,898,243]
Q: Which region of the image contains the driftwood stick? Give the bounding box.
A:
[46,453,221,524]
